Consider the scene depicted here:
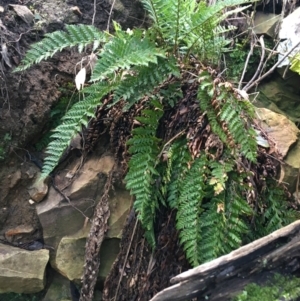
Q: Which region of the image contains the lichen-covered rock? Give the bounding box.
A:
[257,75,300,122]
[54,226,120,284]
[0,243,49,293]
[36,154,115,249]
[254,12,280,37]
[256,107,300,197]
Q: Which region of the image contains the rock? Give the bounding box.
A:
[107,188,132,238]
[255,108,299,157]
[52,186,131,281]
[98,238,120,283]
[53,228,88,281]
[36,186,95,250]
[66,155,115,199]
[0,243,49,293]
[28,175,49,203]
[256,75,300,122]
[36,153,131,249]
[54,225,120,284]
[9,5,34,24]
[277,7,300,68]
[254,12,280,38]
[42,271,73,301]
[8,170,22,189]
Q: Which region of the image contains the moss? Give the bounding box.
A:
[233,274,300,301]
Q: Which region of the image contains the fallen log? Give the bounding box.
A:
[150,220,300,301]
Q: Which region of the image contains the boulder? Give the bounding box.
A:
[256,75,300,122]
[254,12,280,38]
[53,228,88,281]
[36,154,115,249]
[256,107,300,197]
[36,151,131,281]
[277,7,300,68]
[0,243,49,293]
[255,107,299,157]
[54,226,120,284]
[4,225,35,243]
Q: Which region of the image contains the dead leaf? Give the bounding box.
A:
[1,43,12,67]
[75,67,86,91]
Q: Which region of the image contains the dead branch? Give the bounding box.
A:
[150,220,300,301]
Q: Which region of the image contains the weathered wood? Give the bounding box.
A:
[150,220,300,301]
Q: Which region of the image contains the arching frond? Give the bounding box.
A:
[14,25,107,71]
[41,81,114,176]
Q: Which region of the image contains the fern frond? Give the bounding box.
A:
[91,32,165,82]
[176,154,208,266]
[113,57,179,109]
[41,81,114,176]
[208,157,235,195]
[141,0,197,50]
[14,25,107,72]
[125,101,163,248]
[164,139,191,208]
[198,71,257,162]
[199,171,253,262]
[197,71,227,142]
[199,195,226,262]
[253,181,299,238]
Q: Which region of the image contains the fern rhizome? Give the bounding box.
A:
[14,0,298,297]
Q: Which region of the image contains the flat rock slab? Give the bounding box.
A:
[0,243,49,293]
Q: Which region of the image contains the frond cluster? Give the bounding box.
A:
[14,0,296,274]
[141,0,253,62]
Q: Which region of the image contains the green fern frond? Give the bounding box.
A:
[41,81,113,176]
[141,0,196,47]
[217,88,257,162]
[223,175,252,250]
[252,181,299,238]
[197,71,227,141]
[176,154,208,266]
[209,158,235,195]
[91,32,166,82]
[125,101,164,248]
[164,139,191,208]
[113,57,179,109]
[199,171,253,263]
[14,25,107,72]
[199,195,226,262]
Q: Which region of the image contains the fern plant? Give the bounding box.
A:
[14,0,296,279]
